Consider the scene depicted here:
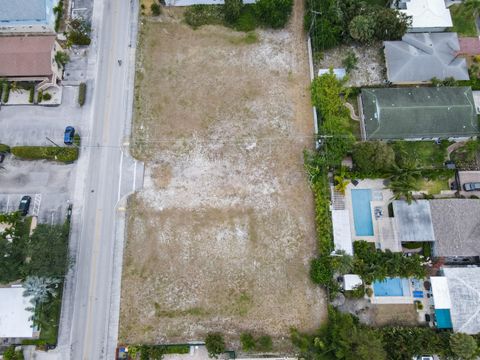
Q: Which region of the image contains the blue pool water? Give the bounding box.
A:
[373,278,410,297]
[435,309,453,329]
[351,189,374,236]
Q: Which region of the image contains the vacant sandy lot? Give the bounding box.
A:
[120,2,326,348]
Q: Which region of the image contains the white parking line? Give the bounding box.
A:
[6,196,10,212]
[117,152,124,201]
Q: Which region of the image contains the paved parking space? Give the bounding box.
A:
[458,170,480,196]
[0,156,76,224]
[0,86,87,147]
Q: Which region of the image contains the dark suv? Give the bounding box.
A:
[18,196,31,216]
[64,126,75,145]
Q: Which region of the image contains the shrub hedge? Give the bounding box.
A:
[0,144,11,153]
[12,146,79,163]
[29,86,35,103]
[2,82,10,103]
[78,82,86,106]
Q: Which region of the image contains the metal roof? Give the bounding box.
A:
[0,0,47,22]
[361,86,478,140]
[0,287,34,338]
[384,33,469,83]
[393,200,435,242]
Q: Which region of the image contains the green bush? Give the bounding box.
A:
[43,92,52,101]
[205,333,226,358]
[54,51,70,67]
[365,287,373,297]
[74,133,81,147]
[53,0,64,32]
[256,335,273,352]
[11,146,79,163]
[37,90,43,103]
[240,332,256,351]
[234,5,258,31]
[78,82,86,106]
[352,141,396,176]
[185,5,224,28]
[255,0,293,28]
[151,3,161,16]
[0,144,11,153]
[67,19,91,46]
[2,82,10,103]
[29,86,35,103]
[225,0,243,23]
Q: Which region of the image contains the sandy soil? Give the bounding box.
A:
[315,43,386,87]
[120,1,327,349]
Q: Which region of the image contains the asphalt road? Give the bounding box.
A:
[57,0,142,359]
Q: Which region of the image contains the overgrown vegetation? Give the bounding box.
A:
[205,333,226,358]
[451,140,479,170]
[2,81,10,103]
[450,2,477,37]
[353,241,426,283]
[54,51,70,67]
[292,307,480,360]
[123,345,190,359]
[66,18,92,46]
[185,0,292,30]
[0,143,11,153]
[306,0,411,52]
[11,146,79,163]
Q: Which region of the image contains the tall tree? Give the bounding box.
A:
[450,333,478,360]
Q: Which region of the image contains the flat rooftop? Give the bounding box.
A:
[393,200,435,242]
[0,287,34,338]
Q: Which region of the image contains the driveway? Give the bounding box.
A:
[458,170,480,196]
[0,86,86,147]
[0,156,75,224]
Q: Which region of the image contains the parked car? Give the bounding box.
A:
[64,126,75,145]
[463,182,480,192]
[18,196,31,216]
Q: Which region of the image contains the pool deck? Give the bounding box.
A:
[344,179,400,251]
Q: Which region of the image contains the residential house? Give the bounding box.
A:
[0,35,63,90]
[383,33,469,84]
[393,0,453,32]
[0,287,34,340]
[429,199,480,263]
[360,87,479,141]
[0,0,59,34]
[430,267,480,333]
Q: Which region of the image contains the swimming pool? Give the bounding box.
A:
[373,278,410,297]
[351,189,374,236]
[435,309,453,329]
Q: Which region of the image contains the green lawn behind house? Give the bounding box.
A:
[450,4,477,37]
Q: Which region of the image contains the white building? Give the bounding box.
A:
[0,287,34,339]
[394,0,453,32]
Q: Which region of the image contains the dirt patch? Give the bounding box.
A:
[315,43,386,87]
[120,1,326,349]
[371,304,419,327]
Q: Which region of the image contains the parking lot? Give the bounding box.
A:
[0,86,86,147]
[0,152,76,224]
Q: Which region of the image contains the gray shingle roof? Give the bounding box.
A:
[360,86,479,140]
[430,199,480,257]
[384,33,469,83]
[393,200,435,242]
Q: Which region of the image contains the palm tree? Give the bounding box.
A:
[23,276,60,305]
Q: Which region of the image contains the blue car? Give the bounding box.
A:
[64,126,75,145]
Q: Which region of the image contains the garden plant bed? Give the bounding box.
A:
[120,3,326,349]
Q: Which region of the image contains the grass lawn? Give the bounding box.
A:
[390,141,450,169]
[450,4,477,37]
[415,178,450,195]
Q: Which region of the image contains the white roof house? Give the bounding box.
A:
[396,0,453,32]
[343,274,363,291]
[0,287,34,338]
[431,267,480,334]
